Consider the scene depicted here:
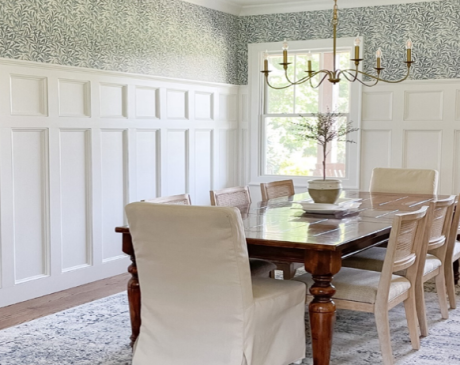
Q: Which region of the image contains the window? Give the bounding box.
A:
[248,39,361,189]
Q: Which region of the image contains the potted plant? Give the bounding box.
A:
[293,111,359,204]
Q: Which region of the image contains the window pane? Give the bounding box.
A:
[295,53,320,114]
[334,52,351,113]
[265,116,348,177]
[266,55,295,114]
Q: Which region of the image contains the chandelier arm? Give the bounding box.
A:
[264,76,299,90]
[283,69,326,86]
[340,69,359,83]
[341,66,412,84]
[309,73,330,89]
[341,70,379,87]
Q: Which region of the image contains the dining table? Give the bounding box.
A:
[115,190,451,365]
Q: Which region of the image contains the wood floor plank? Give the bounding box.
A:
[0,273,130,330]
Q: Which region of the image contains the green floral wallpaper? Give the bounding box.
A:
[0,0,458,85]
[0,0,239,84]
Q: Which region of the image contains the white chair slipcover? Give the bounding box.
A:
[369,168,438,195]
[125,202,306,365]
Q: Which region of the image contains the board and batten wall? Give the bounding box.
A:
[360,79,460,195]
[0,59,239,307]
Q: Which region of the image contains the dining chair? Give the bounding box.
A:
[369,167,438,194]
[260,179,295,201]
[142,193,192,205]
[445,194,460,309]
[259,179,302,279]
[294,206,430,365]
[210,186,277,278]
[342,196,456,337]
[125,202,306,365]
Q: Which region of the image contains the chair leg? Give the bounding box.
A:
[445,263,457,309]
[435,272,449,319]
[403,293,421,350]
[375,309,394,365]
[454,259,459,285]
[415,279,429,337]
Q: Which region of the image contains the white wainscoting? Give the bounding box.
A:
[360,79,460,195]
[0,59,239,307]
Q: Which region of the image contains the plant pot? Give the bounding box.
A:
[308,179,342,204]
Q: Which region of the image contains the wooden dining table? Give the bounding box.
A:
[115,190,450,365]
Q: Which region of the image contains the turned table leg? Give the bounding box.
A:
[304,251,341,365]
[122,232,142,348]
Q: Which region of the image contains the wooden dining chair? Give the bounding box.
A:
[294,206,430,365]
[342,196,456,337]
[142,194,192,205]
[260,179,295,201]
[210,186,277,278]
[259,179,302,279]
[445,194,460,309]
[369,167,438,194]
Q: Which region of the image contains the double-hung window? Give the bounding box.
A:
[248,38,362,189]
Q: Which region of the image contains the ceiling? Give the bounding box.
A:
[182,0,441,16]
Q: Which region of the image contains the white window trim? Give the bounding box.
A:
[247,38,363,190]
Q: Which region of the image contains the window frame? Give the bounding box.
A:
[248,38,363,189]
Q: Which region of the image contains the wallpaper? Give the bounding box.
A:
[0,0,240,84]
[238,0,460,84]
[0,0,458,85]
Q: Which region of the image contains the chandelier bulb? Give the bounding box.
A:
[406,38,413,50]
[376,48,383,59]
[307,51,312,61]
[264,50,269,60]
[354,35,361,47]
[282,39,289,51]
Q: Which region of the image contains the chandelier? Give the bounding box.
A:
[261,0,413,89]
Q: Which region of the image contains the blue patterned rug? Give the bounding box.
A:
[1,280,460,365]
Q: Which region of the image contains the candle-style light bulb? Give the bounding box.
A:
[282,39,289,64]
[354,34,361,61]
[307,51,312,73]
[406,38,413,50]
[263,50,269,72]
[406,39,412,63]
[376,48,382,69]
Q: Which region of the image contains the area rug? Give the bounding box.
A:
[1,280,460,365]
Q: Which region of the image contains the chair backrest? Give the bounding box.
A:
[377,205,429,303]
[260,179,295,201]
[125,203,253,364]
[142,193,191,205]
[444,194,460,264]
[210,186,251,207]
[369,168,438,195]
[426,195,456,253]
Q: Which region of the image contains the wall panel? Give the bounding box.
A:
[100,130,126,261]
[12,129,48,283]
[360,130,391,190]
[194,130,213,205]
[218,129,237,189]
[403,130,442,171]
[60,130,90,271]
[136,130,159,201]
[166,130,188,195]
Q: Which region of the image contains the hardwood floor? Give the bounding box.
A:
[0,273,130,330]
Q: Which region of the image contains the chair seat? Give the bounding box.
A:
[293,267,410,304]
[343,247,442,276]
[249,259,277,277]
[251,278,306,365]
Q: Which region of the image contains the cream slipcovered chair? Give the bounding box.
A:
[369,167,438,194]
[342,196,455,337]
[294,206,429,365]
[210,186,277,278]
[444,194,460,309]
[142,193,192,204]
[259,180,302,279]
[125,202,306,365]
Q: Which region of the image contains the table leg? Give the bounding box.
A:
[304,251,341,365]
[127,256,141,348]
[454,259,459,285]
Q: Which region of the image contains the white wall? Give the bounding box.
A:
[0,59,239,307]
[360,79,460,195]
